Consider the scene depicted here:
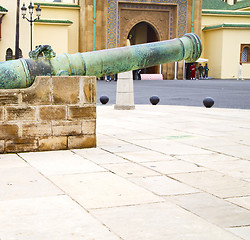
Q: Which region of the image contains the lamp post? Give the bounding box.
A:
[21,2,41,51]
[15,0,20,59]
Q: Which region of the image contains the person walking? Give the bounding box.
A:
[237,62,244,81]
[204,63,209,79]
[198,64,204,79]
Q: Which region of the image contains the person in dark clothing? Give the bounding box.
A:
[204,63,209,79]
[137,69,141,80]
[198,64,204,79]
[106,75,111,82]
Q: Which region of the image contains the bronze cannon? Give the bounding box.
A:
[0,33,202,89]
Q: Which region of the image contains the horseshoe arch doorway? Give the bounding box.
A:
[127,22,160,79]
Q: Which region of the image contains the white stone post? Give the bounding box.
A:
[114,71,135,110]
[174,62,178,80]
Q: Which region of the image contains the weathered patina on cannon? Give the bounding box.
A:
[0,33,202,89]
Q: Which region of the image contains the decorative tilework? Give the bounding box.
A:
[107,0,188,48]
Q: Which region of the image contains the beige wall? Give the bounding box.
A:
[34,23,69,54]
[203,28,250,79]
[0,1,79,62]
[202,14,250,27]
[221,28,250,78]
[203,29,223,78]
[0,0,31,61]
[36,4,80,54]
[202,13,250,79]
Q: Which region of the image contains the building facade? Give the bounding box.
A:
[0,0,202,79]
[202,0,250,79]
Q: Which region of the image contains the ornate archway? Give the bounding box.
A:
[118,2,177,47]
[116,2,178,78]
[123,19,161,47]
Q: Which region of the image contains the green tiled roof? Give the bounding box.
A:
[203,10,250,15]
[34,3,80,8]
[202,0,250,10]
[35,19,73,24]
[0,6,8,12]
[203,23,250,31]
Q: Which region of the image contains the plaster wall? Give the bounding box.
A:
[203,28,250,79]
[35,5,80,54]
[39,0,78,3]
[221,29,250,79]
[0,0,31,60]
[0,1,79,61]
[34,23,69,55]
[203,29,223,78]
[200,30,206,59]
[202,15,250,27]
[201,12,250,79]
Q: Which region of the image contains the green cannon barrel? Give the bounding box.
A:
[0,33,202,89]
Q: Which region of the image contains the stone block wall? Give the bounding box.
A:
[0,76,96,153]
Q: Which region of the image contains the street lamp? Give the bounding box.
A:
[21,2,41,51]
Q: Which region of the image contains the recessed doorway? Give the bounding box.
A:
[128,22,160,78]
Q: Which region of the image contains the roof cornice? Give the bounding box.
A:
[34,2,80,9]
[0,6,8,12]
[203,23,250,31]
[203,9,250,16]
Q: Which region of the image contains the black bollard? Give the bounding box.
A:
[100,96,109,104]
[150,96,160,105]
[203,97,214,108]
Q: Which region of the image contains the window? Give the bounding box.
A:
[5,48,13,61]
[18,48,23,59]
[240,44,250,63]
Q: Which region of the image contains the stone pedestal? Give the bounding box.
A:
[0,76,96,153]
[114,71,135,110]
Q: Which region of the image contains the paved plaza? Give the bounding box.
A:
[97,79,250,109]
[0,104,249,239]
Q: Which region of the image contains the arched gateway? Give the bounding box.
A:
[79,0,202,79]
[127,21,160,77]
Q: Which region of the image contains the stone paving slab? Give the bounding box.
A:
[165,193,250,228]
[227,226,250,240]
[170,171,250,198]
[90,202,242,240]
[19,150,105,176]
[227,196,250,210]
[101,162,160,178]
[130,175,201,196]
[0,154,29,168]
[0,195,121,240]
[140,159,208,174]
[73,148,130,165]
[0,166,63,201]
[49,172,163,209]
[116,150,176,163]
[0,105,250,239]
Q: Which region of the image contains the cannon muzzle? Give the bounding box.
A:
[0,33,202,89]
